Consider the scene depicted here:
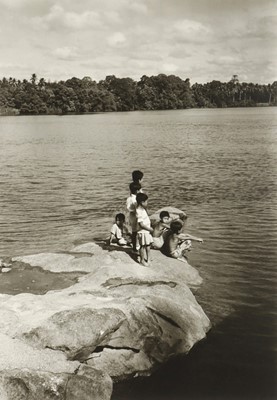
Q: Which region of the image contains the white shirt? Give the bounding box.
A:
[110,223,123,239]
[126,194,138,231]
[126,194,137,213]
[136,205,151,232]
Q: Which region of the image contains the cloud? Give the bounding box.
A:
[128,2,148,14]
[217,14,277,42]
[0,61,33,78]
[168,44,194,59]
[209,55,239,67]
[0,0,276,84]
[0,0,56,17]
[174,19,211,35]
[32,5,100,31]
[167,18,212,44]
[52,46,78,60]
[162,63,179,73]
[107,32,127,47]
[103,10,121,24]
[0,0,31,8]
[0,61,22,69]
[248,15,277,39]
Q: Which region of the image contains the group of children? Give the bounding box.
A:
[109,170,203,266]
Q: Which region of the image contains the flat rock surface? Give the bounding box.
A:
[0,241,211,399]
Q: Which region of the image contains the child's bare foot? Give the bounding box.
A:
[140,260,148,266]
[177,257,188,263]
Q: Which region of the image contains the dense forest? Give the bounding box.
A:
[0,73,276,115]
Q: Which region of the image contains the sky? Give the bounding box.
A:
[0,0,276,84]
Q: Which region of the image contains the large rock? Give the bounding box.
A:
[0,367,112,400]
[23,307,126,360]
[0,241,211,398]
[0,333,112,400]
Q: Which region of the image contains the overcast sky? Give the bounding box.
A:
[0,0,276,84]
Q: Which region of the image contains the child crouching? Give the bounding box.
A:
[152,210,171,249]
[162,220,203,262]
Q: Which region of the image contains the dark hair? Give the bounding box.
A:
[170,220,183,234]
[115,213,125,222]
[136,192,148,205]
[160,211,170,220]
[132,170,143,182]
[129,182,141,195]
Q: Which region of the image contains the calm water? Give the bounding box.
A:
[0,108,276,399]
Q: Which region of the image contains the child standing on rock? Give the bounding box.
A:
[126,182,141,252]
[136,193,153,266]
[131,170,144,191]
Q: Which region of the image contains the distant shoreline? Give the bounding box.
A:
[1,74,276,115]
[0,103,275,117]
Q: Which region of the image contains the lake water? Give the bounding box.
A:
[0,108,276,399]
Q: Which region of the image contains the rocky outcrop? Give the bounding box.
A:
[0,332,113,400]
[0,242,211,399]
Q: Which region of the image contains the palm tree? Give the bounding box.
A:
[30,73,37,86]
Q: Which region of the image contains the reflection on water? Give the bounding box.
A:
[0,108,277,399]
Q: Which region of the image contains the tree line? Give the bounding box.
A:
[0,73,276,115]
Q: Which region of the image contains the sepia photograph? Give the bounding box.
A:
[0,1,276,399]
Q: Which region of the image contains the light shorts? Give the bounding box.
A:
[152,236,164,250]
[136,231,153,250]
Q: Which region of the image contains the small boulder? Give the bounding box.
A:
[150,206,187,225]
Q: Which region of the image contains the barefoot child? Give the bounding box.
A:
[162,220,203,262]
[152,210,171,249]
[136,193,153,266]
[126,182,141,252]
[109,213,131,246]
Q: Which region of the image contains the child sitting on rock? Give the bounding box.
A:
[109,213,131,246]
[152,211,171,249]
[162,220,203,262]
